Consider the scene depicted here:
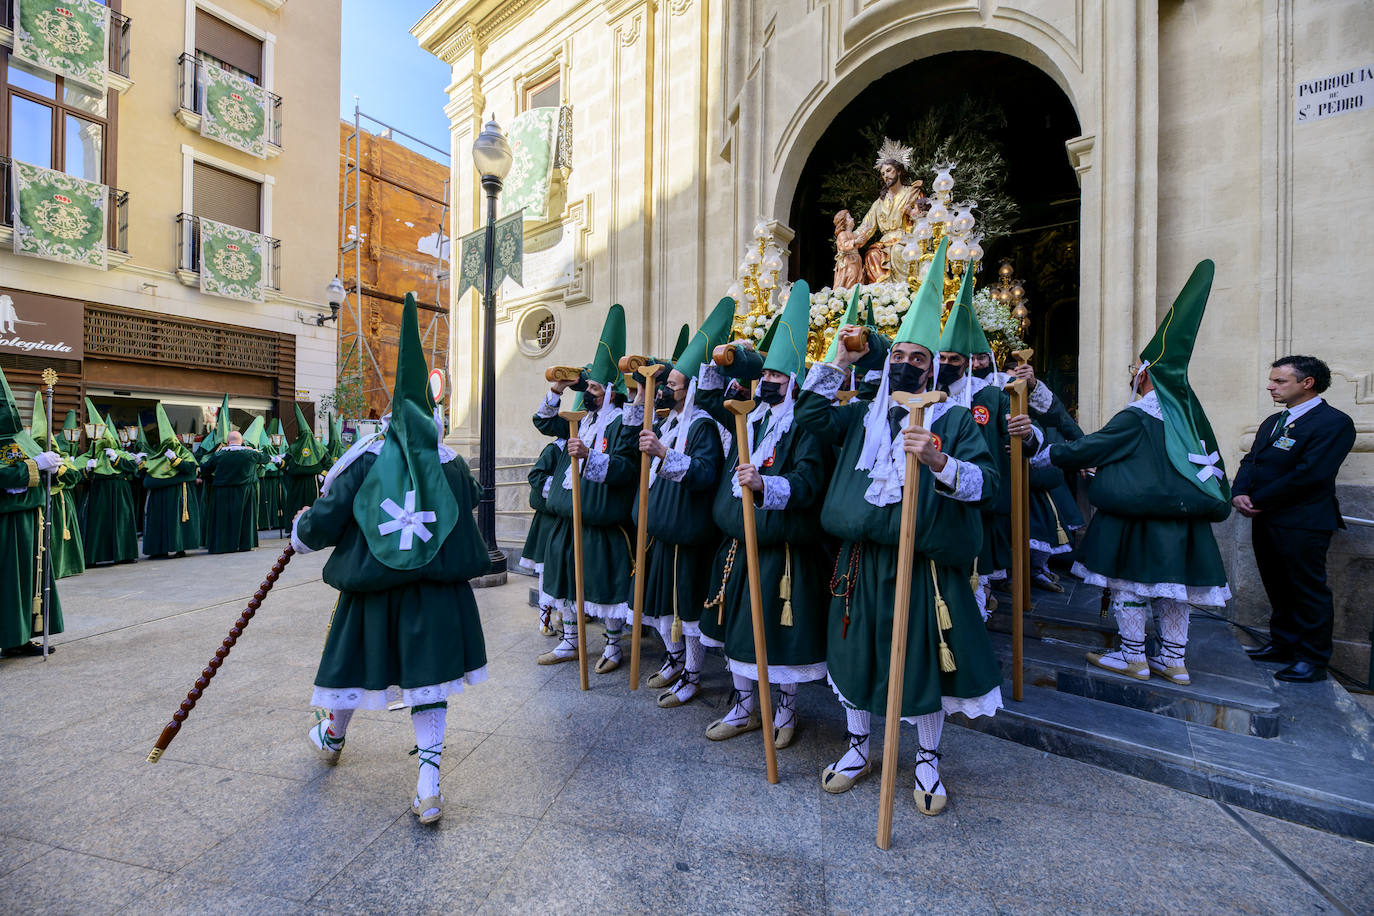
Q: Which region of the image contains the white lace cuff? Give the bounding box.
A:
[1025,424,1044,453]
[535,391,561,418]
[802,363,844,400]
[541,477,553,498]
[1030,444,1055,469]
[583,450,610,482]
[660,449,691,481]
[1028,381,1053,414]
[758,475,791,510]
[622,404,645,427]
[698,364,725,391]
[290,515,313,555]
[934,458,983,503]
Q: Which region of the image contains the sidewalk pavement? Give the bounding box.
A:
[1,539,1370,915]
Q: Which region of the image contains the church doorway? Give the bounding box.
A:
[788,51,1082,413]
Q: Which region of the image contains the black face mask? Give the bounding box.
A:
[888,361,928,394]
[757,380,786,406]
[582,393,603,413]
[971,363,993,380]
[936,363,964,390]
[654,387,677,411]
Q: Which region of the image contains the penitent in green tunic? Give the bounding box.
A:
[48,462,85,579]
[519,440,564,576]
[258,457,285,533]
[201,447,269,554]
[0,458,64,648]
[626,405,723,638]
[141,459,202,556]
[283,462,322,520]
[796,365,1003,718]
[82,457,138,565]
[295,451,490,707]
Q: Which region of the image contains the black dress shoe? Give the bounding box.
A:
[1245,642,1293,663]
[1274,660,1327,683]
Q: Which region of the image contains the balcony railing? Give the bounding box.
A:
[176,212,281,291]
[0,2,131,79]
[0,156,129,254]
[177,53,282,150]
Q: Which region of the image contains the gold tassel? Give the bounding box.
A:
[968,559,979,597]
[32,507,45,620]
[931,560,952,631]
[939,637,957,672]
[1100,588,1112,620]
[181,482,190,523]
[60,493,71,541]
[1050,500,1069,547]
[779,545,794,627]
[670,545,683,642]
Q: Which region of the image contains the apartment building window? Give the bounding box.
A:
[3,58,109,181]
[193,161,261,231]
[526,73,560,110]
[195,8,262,83]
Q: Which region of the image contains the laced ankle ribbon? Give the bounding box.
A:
[914,745,943,794]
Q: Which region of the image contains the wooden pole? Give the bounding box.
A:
[876,389,948,850]
[725,389,778,785]
[560,409,591,691]
[627,361,663,690]
[1005,379,1030,702]
[40,368,56,660]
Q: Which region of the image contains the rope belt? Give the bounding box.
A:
[705,538,740,625]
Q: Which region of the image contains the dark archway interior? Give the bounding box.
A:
[788,50,1084,410]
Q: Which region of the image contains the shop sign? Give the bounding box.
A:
[1296,65,1372,123]
[0,289,85,360]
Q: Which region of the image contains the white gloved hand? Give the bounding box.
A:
[34,451,62,472]
[164,449,177,460]
[85,458,97,470]
[104,448,119,461]
[272,455,284,466]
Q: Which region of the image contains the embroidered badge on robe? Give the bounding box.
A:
[972,405,990,425]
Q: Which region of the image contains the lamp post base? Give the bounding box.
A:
[471,571,508,589]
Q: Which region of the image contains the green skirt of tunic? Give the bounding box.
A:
[541,516,633,612]
[1075,511,1227,588]
[314,579,488,695]
[205,484,259,554]
[284,474,321,520]
[519,509,557,570]
[0,508,65,648]
[258,476,285,532]
[143,481,203,556]
[826,541,1002,718]
[631,536,716,631]
[51,488,85,579]
[82,476,138,565]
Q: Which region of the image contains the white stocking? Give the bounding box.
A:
[1109,591,1148,664]
[602,623,623,663]
[723,673,754,725]
[830,707,871,774]
[669,635,703,703]
[774,682,797,730]
[1154,598,1190,664]
[550,619,578,659]
[410,703,446,811]
[974,576,990,622]
[326,708,353,741]
[913,711,946,801]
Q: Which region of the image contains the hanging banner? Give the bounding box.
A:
[12,0,109,95]
[198,217,267,302]
[200,62,270,159]
[11,159,108,270]
[501,107,558,221]
[455,211,525,299]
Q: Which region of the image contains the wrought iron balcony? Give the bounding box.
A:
[0,1,131,80]
[177,53,283,151]
[175,212,281,291]
[0,156,129,255]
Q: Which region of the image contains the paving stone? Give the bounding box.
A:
[121,873,320,915]
[441,733,586,819]
[0,846,167,914]
[1233,808,1374,911]
[0,835,50,880]
[676,762,825,864]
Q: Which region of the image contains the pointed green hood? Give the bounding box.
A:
[574,304,627,410]
[938,266,991,356]
[352,292,460,571]
[756,312,781,356]
[133,418,153,455]
[288,403,326,472]
[144,403,196,479]
[30,390,54,451]
[84,409,126,476]
[762,280,812,379]
[326,412,344,462]
[241,415,265,448]
[671,323,691,362]
[894,237,948,355]
[0,363,42,456]
[824,286,864,362]
[1139,259,1231,509]
[675,298,736,375]
[62,409,79,455]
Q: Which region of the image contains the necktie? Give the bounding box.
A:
[755,412,771,442]
[888,406,906,438]
[1270,409,1289,441]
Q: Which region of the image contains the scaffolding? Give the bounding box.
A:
[339,99,452,412]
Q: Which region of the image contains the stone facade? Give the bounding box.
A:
[415,0,1374,673]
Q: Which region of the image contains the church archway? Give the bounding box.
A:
[786,51,1082,411]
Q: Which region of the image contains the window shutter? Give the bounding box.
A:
[193,162,262,232]
[195,10,263,81]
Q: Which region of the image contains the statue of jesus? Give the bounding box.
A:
[851,138,923,284]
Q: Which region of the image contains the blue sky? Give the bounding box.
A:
[339,0,451,161]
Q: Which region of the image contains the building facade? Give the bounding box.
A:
[1,0,340,439]
[415,0,1372,671]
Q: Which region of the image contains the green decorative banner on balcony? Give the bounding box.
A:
[12,0,109,95]
[456,211,524,299]
[11,159,107,270]
[200,63,269,159]
[199,217,267,302]
[501,107,559,222]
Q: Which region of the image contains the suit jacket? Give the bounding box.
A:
[1232,401,1355,530]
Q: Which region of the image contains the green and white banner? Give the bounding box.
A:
[199,217,267,302]
[200,62,269,159]
[456,211,524,299]
[12,0,109,95]
[11,159,108,270]
[501,107,558,221]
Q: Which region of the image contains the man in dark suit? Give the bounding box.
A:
[1233,355,1356,682]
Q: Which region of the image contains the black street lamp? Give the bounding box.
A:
[472,115,513,577]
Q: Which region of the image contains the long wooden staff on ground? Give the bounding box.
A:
[725,384,779,785]
[40,368,57,660]
[147,546,295,761]
[1005,378,1030,702]
[876,388,948,850]
[621,356,663,690]
[560,408,592,691]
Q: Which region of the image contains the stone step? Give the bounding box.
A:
[955,681,1374,842]
[988,614,1283,737]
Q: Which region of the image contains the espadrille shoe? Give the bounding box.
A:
[1087,648,1150,681]
[821,733,872,795]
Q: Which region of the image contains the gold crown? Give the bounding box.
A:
[874,137,914,171]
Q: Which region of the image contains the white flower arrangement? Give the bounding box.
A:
[808,280,913,337]
[972,287,1026,349]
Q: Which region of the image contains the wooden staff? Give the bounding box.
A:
[725,388,778,785]
[877,388,948,850]
[39,368,56,660]
[624,359,663,690]
[1005,379,1030,702]
[560,408,591,691]
[148,546,295,761]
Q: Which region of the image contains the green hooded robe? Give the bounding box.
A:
[80,403,138,565]
[140,404,202,556]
